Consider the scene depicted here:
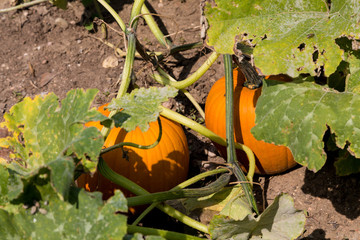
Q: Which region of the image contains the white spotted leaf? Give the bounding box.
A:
[205,0,360,77]
[252,79,360,172]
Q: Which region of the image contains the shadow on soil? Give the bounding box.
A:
[301,159,360,220]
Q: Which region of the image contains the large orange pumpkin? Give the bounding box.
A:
[77,104,189,199]
[205,68,296,175]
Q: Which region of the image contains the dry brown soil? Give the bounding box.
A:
[0,0,359,239]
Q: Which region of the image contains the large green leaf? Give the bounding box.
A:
[0,89,106,198]
[209,194,306,240]
[107,86,178,132]
[252,78,360,172]
[0,189,127,239]
[205,0,360,77]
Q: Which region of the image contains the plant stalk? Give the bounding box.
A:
[0,0,47,13]
[98,158,209,233]
[131,168,228,225]
[156,52,220,89]
[96,0,126,31]
[127,173,230,206]
[223,54,258,214]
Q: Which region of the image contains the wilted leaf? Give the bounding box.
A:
[205,0,360,77]
[107,86,178,132]
[209,194,306,240]
[182,185,252,221]
[252,79,360,172]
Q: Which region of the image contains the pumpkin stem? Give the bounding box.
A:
[233,55,263,89]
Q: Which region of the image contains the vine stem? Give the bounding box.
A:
[152,73,205,119]
[96,0,126,31]
[160,106,255,183]
[127,225,205,240]
[127,173,230,206]
[0,0,47,13]
[223,54,258,214]
[156,52,220,89]
[131,168,228,225]
[140,4,172,48]
[98,158,209,233]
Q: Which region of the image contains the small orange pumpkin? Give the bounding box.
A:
[77,104,189,199]
[205,68,296,175]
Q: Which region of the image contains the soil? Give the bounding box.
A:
[0,0,359,239]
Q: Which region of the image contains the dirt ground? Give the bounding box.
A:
[0,0,359,239]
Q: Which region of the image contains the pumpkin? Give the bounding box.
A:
[204,68,296,175]
[77,104,189,199]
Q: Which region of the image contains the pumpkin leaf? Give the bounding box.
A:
[0,89,106,198]
[252,79,360,172]
[50,0,68,9]
[209,194,306,240]
[107,86,178,132]
[0,187,128,239]
[182,185,252,221]
[205,0,360,77]
[346,54,360,93]
[334,148,360,176]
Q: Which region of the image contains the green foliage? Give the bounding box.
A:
[252,78,360,172]
[107,86,178,132]
[205,0,360,77]
[209,194,306,240]
[0,187,128,240]
[0,89,106,199]
[50,0,67,9]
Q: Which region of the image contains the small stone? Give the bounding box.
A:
[102,55,119,68]
[55,17,69,29]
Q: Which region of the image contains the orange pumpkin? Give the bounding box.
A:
[205,68,296,175]
[77,104,189,199]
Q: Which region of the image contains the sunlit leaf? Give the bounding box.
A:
[107,86,178,132]
[252,79,360,172]
[205,0,360,77]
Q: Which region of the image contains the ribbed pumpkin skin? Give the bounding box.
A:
[77,104,189,199]
[205,68,296,175]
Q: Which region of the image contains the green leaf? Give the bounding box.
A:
[334,148,360,176]
[252,79,360,172]
[346,54,360,93]
[0,89,106,197]
[205,0,360,77]
[107,86,178,132]
[0,189,128,239]
[50,0,68,9]
[209,194,306,240]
